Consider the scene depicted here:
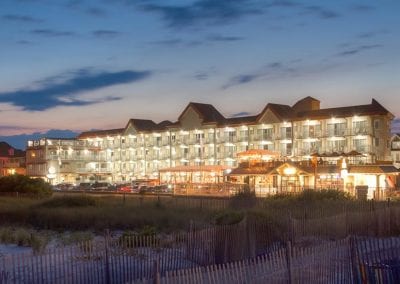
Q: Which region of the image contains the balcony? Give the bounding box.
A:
[278,134,292,140]
[218,137,237,143]
[351,128,372,136]
[324,130,347,137]
[254,135,273,141]
[76,168,112,174]
[237,136,249,142]
[296,131,322,139]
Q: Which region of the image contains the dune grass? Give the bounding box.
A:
[0,190,393,234]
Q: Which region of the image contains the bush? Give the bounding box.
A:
[213,210,244,225]
[296,189,353,202]
[0,175,52,197]
[38,195,98,208]
[229,190,257,209]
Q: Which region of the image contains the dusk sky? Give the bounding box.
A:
[1,0,399,148]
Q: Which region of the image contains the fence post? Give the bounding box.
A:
[387,198,391,235]
[104,229,111,284]
[153,259,160,284]
[286,241,293,284]
[349,236,359,283]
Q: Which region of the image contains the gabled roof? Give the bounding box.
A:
[224,115,258,125]
[124,119,175,133]
[77,128,124,139]
[0,142,25,157]
[295,99,393,120]
[257,103,293,122]
[178,102,225,124]
[126,119,158,132]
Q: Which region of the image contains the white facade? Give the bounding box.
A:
[26,97,394,184]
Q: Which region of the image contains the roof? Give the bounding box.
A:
[229,166,275,176]
[159,165,228,172]
[237,149,280,158]
[178,102,226,124]
[0,142,25,157]
[229,162,400,176]
[224,115,258,125]
[257,103,293,121]
[349,165,400,174]
[77,128,125,139]
[295,99,393,120]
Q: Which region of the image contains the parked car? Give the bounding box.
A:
[75,182,92,191]
[155,184,172,193]
[118,184,133,193]
[53,183,75,191]
[91,182,115,191]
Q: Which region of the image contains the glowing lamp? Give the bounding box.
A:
[283,167,296,175]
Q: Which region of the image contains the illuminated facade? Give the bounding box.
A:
[26,97,394,185]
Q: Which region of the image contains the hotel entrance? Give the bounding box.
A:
[280,175,301,193]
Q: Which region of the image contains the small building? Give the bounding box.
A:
[228,150,400,199]
[0,142,26,176]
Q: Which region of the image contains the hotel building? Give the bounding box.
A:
[26,97,394,185]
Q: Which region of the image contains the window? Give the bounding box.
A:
[353,121,367,134]
[375,138,380,147]
[280,127,292,139]
[327,123,346,136]
[374,119,380,129]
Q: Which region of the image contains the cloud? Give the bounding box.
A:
[206,34,243,42]
[222,59,302,89]
[137,0,263,28]
[16,40,34,45]
[86,7,107,16]
[223,73,262,89]
[232,111,252,117]
[30,29,76,37]
[223,60,298,89]
[357,30,388,39]
[194,72,209,80]
[150,38,183,46]
[267,0,299,7]
[350,5,375,12]
[302,5,340,19]
[0,68,152,111]
[92,30,121,38]
[336,44,383,57]
[2,14,43,23]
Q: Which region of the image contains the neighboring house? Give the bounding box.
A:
[26,97,394,185]
[391,133,400,168]
[0,141,26,176]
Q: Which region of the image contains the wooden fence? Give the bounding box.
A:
[291,205,400,242]
[8,236,399,283]
[2,200,400,283]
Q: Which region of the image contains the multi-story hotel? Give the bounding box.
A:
[26,97,394,185]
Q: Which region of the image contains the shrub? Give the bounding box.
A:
[0,175,52,197]
[0,227,15,243]
[229,190,257,209]
[213,210,244,225]
[60,231,94,246]
[296,189,353,202]
[38,195,98,208]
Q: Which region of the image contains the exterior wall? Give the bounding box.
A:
[26,110,393,184]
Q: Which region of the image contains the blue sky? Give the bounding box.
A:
[1,0,400,148]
